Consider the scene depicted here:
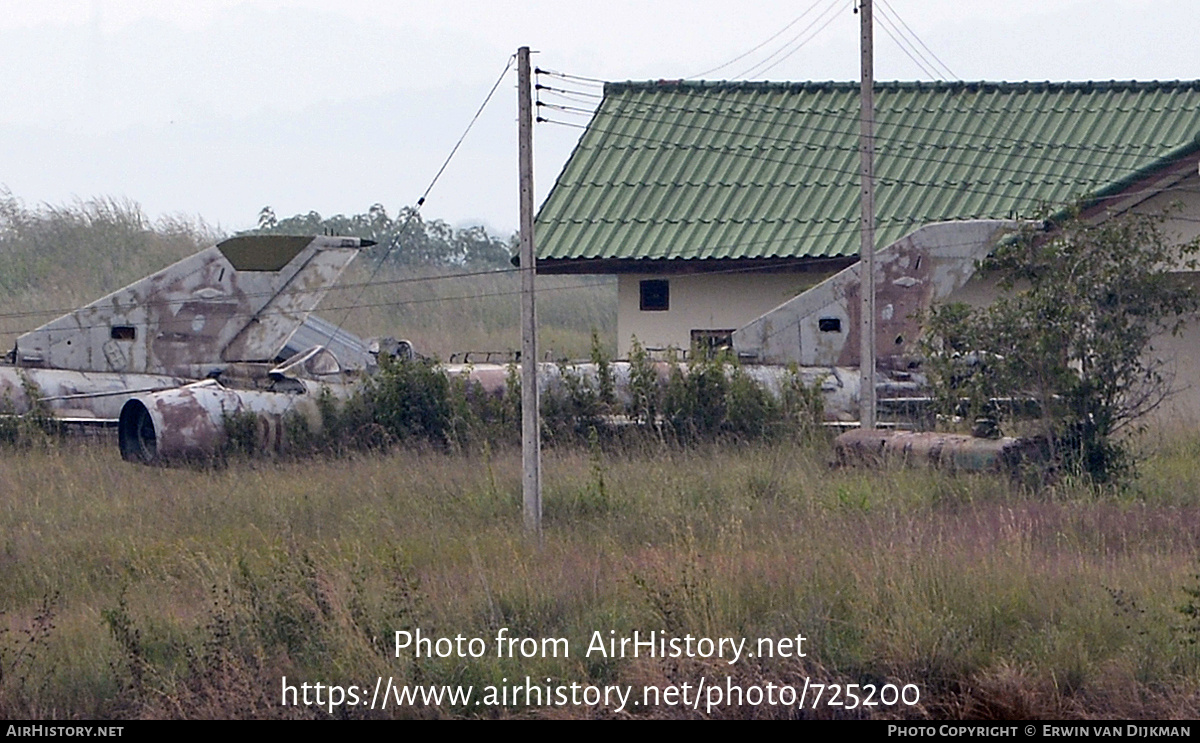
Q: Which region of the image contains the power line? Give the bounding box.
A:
[735,0,847,79]
[320,54,516,353]
[687,0,830,79]
[537,94,1196,190]
[537,114,1191,210]
[536,101,596,118]
[4,204,1197,340]
[0,278,616,338]
[0,217,939,329]
[10,165,1197,336]
[576,91,1197,173]
[0,216,1036,334]
[415,56,517,214]
[0,230,1029,338]
[3,73,1194,337]
[534,68,605,86]
[534,83,603,101]
[266,53,518,413]
[876,0,960,81]
[577,79,1200,160]
[0,219,927,330]
[874,5,940,80]
[0,263,534,324]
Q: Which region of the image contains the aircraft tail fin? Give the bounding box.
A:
[15,235,371,376]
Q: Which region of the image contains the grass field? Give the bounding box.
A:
[1,433,1198,719]
[1,197,1197,719]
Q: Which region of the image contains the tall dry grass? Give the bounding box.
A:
[0,194,217,351]
[1,435,1198,719]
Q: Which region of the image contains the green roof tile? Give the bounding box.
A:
[535,80,1200,263]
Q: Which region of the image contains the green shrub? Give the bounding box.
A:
[923,210,1200,485]
[260,342,827,457]
[364,356,452,446]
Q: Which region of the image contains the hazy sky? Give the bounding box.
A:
[0,0,1194,234]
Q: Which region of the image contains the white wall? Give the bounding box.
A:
[1126,172,1200,247]
[616,271,832,357]
[1136,175,1200,425]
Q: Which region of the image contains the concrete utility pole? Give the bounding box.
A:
[859,0,877,430]
[517,46,542,538]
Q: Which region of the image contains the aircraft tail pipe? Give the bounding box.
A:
[118,380,328,464]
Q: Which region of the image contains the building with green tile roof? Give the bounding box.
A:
[535,80,1200,357]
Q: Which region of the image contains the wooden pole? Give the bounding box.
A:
[517,46,542,538]
[859,0,877,430]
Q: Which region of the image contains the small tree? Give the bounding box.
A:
[923,209,1200,483]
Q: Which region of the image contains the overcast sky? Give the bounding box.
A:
[0,0,1194,234]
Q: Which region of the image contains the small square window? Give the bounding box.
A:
[110,325,136,341]
[818,317,842,333]
[640,279,669,311]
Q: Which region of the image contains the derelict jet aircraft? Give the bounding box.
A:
[0,220,1026,464]
[0,234,375,463]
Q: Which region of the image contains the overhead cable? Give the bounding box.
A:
[735,0,846,79]
[687,0,829,79]
[877,0,960,81]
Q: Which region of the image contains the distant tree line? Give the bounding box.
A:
[249,204,515,269]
